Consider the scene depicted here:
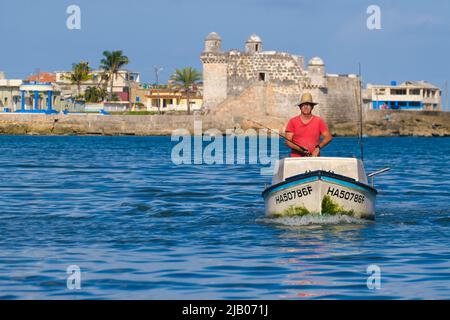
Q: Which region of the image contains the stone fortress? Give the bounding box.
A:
[200,32,362,128]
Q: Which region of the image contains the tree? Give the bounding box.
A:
[99,50,129,101]
[170,67,202,115]
[66,61,92,98]
[85,86,107,103]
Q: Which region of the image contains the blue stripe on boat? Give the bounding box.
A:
[263,174,376,199]
[264,176,319,196]
[321,176,373,193]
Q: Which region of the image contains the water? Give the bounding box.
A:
[0,136,449,299]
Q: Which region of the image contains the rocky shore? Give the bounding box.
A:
[330,110,450,137]
[0,110,448,137]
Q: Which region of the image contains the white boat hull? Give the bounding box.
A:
[262,171,377,220]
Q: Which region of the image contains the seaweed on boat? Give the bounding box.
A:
[270,205,311,217]
[321,195,355,216]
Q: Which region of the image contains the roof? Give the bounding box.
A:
[400,81,439,89]
[206,32,221,41]
[368,81,440,90]
[308,56,325,66]
[0,79,22,87]
[246,34,262,43]
[27,72,56,83]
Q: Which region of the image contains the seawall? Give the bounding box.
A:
[0,110,449,136]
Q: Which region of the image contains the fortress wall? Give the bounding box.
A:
[227,52,304,82]
[323,76,360,124]
[226,52,304,97]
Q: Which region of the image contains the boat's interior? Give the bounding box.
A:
[272,157,368,185]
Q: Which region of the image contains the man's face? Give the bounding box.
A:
[300,104,313,115]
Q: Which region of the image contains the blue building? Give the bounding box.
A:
[17,81,59,114]
[367,81,441,111]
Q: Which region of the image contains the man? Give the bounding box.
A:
[285,92,332,157]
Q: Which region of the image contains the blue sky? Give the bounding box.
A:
[0,0,449,90]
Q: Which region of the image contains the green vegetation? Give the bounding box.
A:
[170,67,202,115]
[84,86,107,103]
[100,50,129,101]
[270,205,311,218]
[321,195,355,216]
[66,61,92,97]
[110,93,120,102]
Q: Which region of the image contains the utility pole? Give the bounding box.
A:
[154,66,163,114]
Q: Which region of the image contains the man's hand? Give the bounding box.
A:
[311,147,320,157]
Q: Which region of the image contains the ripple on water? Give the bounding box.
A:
[0,136,449,299]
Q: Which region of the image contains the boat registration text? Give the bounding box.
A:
[275,186,313,204]
[327,187,365,203]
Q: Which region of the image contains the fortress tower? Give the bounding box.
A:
[245,34,263,53]
[204,32,222,53]
[200,32,360,124]
[201,32,228,109]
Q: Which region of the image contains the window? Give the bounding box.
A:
[258,72,266,81]
[409,89,420,95]
[392,89,406,95]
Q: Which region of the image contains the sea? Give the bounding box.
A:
[0,135,448,299]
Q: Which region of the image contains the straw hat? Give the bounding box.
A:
[297,93,318,107]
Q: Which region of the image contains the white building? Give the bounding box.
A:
[55,69,140,101]
[0,78,22,111]
[367,81,441,111]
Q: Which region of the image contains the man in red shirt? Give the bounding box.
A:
[285,92,333,157]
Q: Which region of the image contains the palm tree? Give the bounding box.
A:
[66,61,92,98]
[85,86,107,103]
[99,50,129,101]
[170,67,202,115]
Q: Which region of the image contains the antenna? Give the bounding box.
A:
[445,80,448,112]
[358,63,364,161]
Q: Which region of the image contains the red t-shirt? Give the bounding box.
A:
[285,115,329,157]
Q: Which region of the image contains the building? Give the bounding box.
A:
[18,81,60,113]
[130,85,203,112]
[367,81,441,111]
[55,69,140,101]
[200,32,362,124]
[27,71,56,83]
[0,72,22,111]
[1,71,62,113]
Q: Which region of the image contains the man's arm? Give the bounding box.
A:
[312,130,333,157]
[285,132,310,155]
[319,130,333,149]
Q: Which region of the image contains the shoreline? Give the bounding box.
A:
[0,110,449,137]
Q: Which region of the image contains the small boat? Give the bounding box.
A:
[262,157,387,220]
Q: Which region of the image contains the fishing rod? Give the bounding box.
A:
[245,119,312,156]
